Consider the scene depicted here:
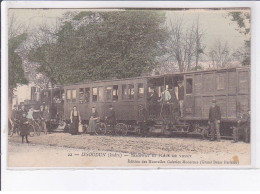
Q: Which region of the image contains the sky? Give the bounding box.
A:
[9,8,250,51]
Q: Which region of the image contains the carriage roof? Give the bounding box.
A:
[62,66,250,87]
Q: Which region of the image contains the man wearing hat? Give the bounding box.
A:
[106,105,116,127]
[208,99,221,141]
[177,80,184,117]
[137,104,148,137]
[147,88,159,117]
[168,85,179,122]
[233,109,250,143]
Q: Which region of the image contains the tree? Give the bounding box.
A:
[8,12,29,118]
[8,33,29,117]
[28,10,168,85]
[165,16,205,72]
[228,10,250,66]
[208,40,232,68]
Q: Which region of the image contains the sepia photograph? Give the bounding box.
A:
[6,7,251,168]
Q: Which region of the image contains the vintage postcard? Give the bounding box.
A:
[6,7,251,168]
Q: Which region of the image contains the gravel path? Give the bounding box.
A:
[8,133,251,167]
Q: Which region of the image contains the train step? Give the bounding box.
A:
[154,120,164,125]
[154,124,163,128]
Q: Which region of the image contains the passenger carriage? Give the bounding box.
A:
[62,66,250,138]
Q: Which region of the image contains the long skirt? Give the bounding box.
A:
[20,123,29,136]
[70,116,79,135]
[88,118,97,133]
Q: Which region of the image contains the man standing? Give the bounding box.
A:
[177,80,184,117]
[159,86,171,116]
[147,88,159,117]
[106,105,116,127]
[168,86,178,122]
[233,110,250,143]
[137,105,148,137]
[208,99,221,141]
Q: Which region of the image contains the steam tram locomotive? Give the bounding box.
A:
[40,66,250,138]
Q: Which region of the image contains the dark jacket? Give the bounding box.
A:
[169,90,177,103]
[90,110,99,119]
[209,105,221,122]
[17,110,27,120]
[107,108,116,124]
[11,109,18,120]
[20,116,29,136]
[43,110,50,120]
[148,91,159,104]
[178,86,184,100]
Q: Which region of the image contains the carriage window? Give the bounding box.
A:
[85,88,90,102]
[66,90,71,102]
[217,74,225,90]
[138,83,144,99]
[112,85,118,101]
[186,79,193,94]
[92,87,98,102]
[79,88,84,103]
[106,86,113,101]
[128,84,134,99]
[72,89,77,102]
[98,87,104,102]
[122,84,127,100]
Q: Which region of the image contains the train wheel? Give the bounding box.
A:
[95,122,107,135]
[115,123,128,136]
[28,124,35,137]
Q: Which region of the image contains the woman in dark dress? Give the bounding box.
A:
[88,107,99,134]
[20,113,29,143]
[70,106,81,135]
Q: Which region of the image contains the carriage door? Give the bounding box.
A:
[237,69,250,115]
[184,75,194,117]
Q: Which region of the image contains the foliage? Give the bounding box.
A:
[29,10,168,85]
[165,16,205,72]
[209,40,232,68]
[9,33,29,90]
[228,10,250,66]
[229,11,250,35]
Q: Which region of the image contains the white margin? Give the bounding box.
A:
[1,1,260,191]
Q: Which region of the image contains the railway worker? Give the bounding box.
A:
[233,109,250,143]
[137,104,148,137]
[11,105,18,121]
[168,86,179,121]
[159,86,171,116]
[208,99,221,141]
[88,106,99,135]
[177,80,184,117]
[106,105,116,127]
[70,106,81,135]
[20,112,30,143]
[147,88,159,117]
[243,110,251,143]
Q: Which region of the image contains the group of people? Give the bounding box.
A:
[10,104,50,143]
[69,105,116,135]
[147,80,184,120]
[204,99,250,143]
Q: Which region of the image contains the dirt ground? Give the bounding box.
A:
[8,132,251,167]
